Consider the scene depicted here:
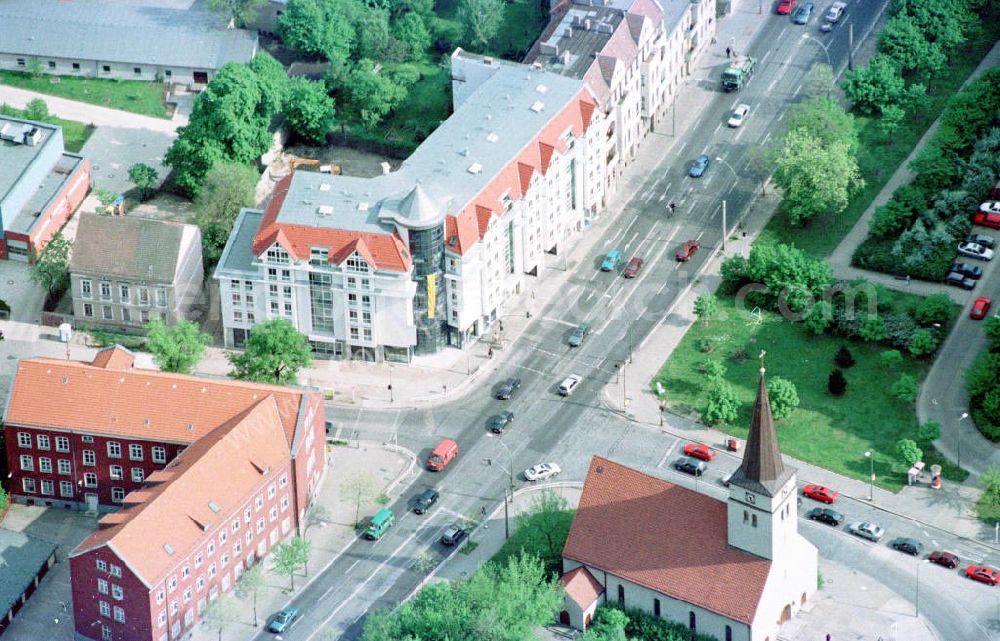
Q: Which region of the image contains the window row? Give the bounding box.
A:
[14,59,174,78]
[79,280,167,306]
[81,303,162,324]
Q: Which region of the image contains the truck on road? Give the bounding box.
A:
[722,55,755,92]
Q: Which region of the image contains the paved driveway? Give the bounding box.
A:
[81,125,174,196]
[0,259,43,323]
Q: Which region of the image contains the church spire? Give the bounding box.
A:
[729,351,793,497]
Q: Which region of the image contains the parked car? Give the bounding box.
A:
[267,607,300,633]
[966,565,1000,585]
[889,537,923,556]
[944,271,976,290]
[776,0,796,14]
[958,241,994,261]
[807,507,844,527]
[929,550,960,569]
[967,233,996,249]
[950,261,983,279]
[413,488,440,514]
[848,521,885,542]
[689,154,711,177]
[440,523,467,546]
[819,20,834,31]
[495,377,521,400]
[558,375,583,396]
[974,211,1000,229]
[524,462,561,481]
[674,457,707,476]
[824,0,846,21]
[980,201,1000,215]
[623,256,644,278]
[971,296,992,320]
[792,2,814,23]
[601,249,622,271]
[568,322,591,347]
[728,104,750,128]
[802,484,839,504]
[676,239,700,262]
[489,411,515,434]
[683,443,717,461]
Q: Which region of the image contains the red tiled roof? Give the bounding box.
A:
[517,162,535,194]
[5,354,306,447]
[538,142,555,175]
[564,457,771,625]
[579,99,596,130]
[475,205,495,239]
[628,0,664,23]
[562,566,604,608]
[445,209,479,254]
[72,397,291,585]
[91,345,135,370]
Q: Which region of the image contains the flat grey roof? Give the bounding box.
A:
[0,0,258,70]
[9,154,84,235]
[275,62,585,232]
[0,116,57,207]
[0,528,57,620]
[535,5,625,77]
[216,208,264,276]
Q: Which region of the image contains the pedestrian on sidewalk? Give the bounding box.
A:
[726,46,731,58]
[488,347,494,358]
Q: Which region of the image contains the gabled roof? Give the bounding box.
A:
[4,351,306,447]
[71,397,290,586]
[445,209,480,255]
[90,345,136,371]
[728,369,795,497]
[70,214,198,283]
[562,566,604,609]
[564,457,771,625]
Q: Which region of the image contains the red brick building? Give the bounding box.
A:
[2,347,327,641]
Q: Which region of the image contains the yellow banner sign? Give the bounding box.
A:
[427,274,436,319]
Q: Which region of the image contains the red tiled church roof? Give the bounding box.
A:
[563,457,771,625]
[562,566,605,608]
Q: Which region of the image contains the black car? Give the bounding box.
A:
[889,537,923,556]
[673,457,706,476]
[967,233,996,249]
[944,271,976,290]
[807,507,844,527]
[440,524,467,546]
[495,377,522,400]
[413,488,440,514]
[951,262,984,279]
[489,411,514,434]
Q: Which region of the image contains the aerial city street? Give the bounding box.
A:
[1,0,1000,640]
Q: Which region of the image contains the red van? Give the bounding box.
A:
[426,439,458,471]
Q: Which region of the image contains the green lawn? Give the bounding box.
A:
[652,295,959,491]
[0,70,170,119]
[0,103,94,152]
[756,9,1000,260]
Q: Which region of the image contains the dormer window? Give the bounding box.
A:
[500,194,513,213]
[310,247,329,266]
[345,254,370,273]
[266,246,289,264]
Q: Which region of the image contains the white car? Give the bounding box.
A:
[958,241,995,261]
[558,375,582,396]
[824,1,846,22]
[524,463,561,481]
[727,104,750,128]
[847,521,885,542]
[980,201,1000,215]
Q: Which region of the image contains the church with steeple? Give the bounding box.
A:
[560,361,818,641]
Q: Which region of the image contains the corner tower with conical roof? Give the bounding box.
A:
[727,352,799,560]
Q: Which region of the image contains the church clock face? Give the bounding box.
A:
[745,492,755,505]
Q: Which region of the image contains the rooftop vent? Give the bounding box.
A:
[486,132,499,143]
[530,101,545,113]
[318,205,334,215]
[358,202,369,211]
[381,162,391,175]
[163,544,175,556]
[143,418,151,426]
[467,163,483,175]
[531,62,542,70]
[460,148,470,157]
[208,501,221,513]
[186,423,194,431]
[319,183,331,192]
[536,84,549,94]
[61,376,69,384]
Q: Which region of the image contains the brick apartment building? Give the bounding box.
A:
[2,346,327,641]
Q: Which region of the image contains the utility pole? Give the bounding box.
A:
[622,361,627,410]
[848,23,854,70]
[671,92,677,137]
[504,487,510,539]
[721,200,727,253]
[628,324,633,364]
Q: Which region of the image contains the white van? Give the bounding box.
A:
[558,375,582,396]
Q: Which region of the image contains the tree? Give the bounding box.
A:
[877,13,946,75]
[501,490,574,573]
[279,0,357,63]
[288,536,312,577]
[914,293,953,326]
[859,314,886,342]
[458,0,505,50]
[828,369,847,396]
[249,52,290,120]
[194,161,259,265]
[704,379,740,426]
[346,63,410,129]
[229,319,313,384]
[693,293,718,327]
[835,345,855,368]
[234,564,264,627]
[786,97,858,153]
[700,358,726,383]
[877,103,906,142]
[805,301,833,335]
[909,328,938,357]
[284,77,335,145]
[127,163,159,202]
[774,127,864,225]
[206,0,266,27]
[0,486,8,512]
[24,98,49,121]
[767,377,799,420]
[202,595,240,641]
[146,319,211,374]
[985,315,1000,349]
[393,12,432,61]
[581,607,628,641]
[916,420,941,445]
[29,232,71,296]
[803,63,835,99]
[981,466,1000,510]
[744,145,777,195]
[895,438,922,468]
[891,373,918,402]
[271,538,308,590]
[341,471,379,528]
[842,54,923,117]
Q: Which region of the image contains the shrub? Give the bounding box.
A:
[917,420,941,445]
[699,359,726,382]
[896,438,922,468]
[909,328,938,357]
[891,373,918,402]
[829,369,847,396]
[698,338,714,353]
[767,377,800,420]
[914,293,954,326]
[729,347,750,364]
[805,301,833,336]
[859,315,887,342]
[880,349,904,368]
[882,312,919,350]
[704,379,741,425]
[834,345,855,368]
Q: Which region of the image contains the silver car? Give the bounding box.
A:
[958,241,995,261]
[848,521,885,542]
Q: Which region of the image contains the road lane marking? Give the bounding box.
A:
[542,316,576,328]
[761,49,772,64]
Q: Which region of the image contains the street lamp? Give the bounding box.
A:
[387,365,394,403]
[864,450,874,502]
[957,412,969,469]
[800,33,833,69]
[714,157,740,252]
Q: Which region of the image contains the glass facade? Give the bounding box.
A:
[408,225,447,354]
[309,272,335,333]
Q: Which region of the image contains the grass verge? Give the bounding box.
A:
[652,296,950,491]
[0,103,94,153]
[0,70,170,119]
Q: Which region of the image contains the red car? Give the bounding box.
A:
[802,484,839,504]
[966,565,1000,585]
[776,0,796,13]
[974,211,1000,229]
[971,297,992,320]
[623,256,644,278]
[683,443,717,461]
[676,240,700,262]
[929,550,959,569]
